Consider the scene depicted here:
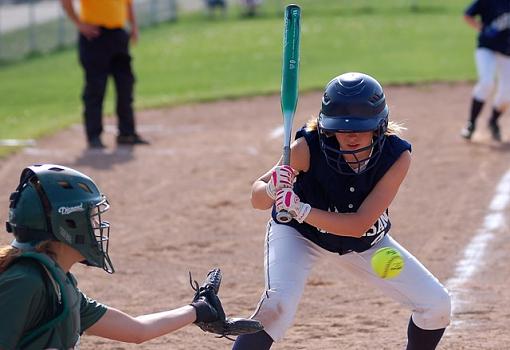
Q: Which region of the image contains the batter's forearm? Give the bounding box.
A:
[304,209,370,237]
[251,180,274,210]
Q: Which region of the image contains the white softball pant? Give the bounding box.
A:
[251,221,451,342]
[473,48,510,111]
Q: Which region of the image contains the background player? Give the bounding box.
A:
[0,164,251,349]
[460,0,510,141]
[205,0,227,18]
[232,72,451,350]
[60,0,150,148]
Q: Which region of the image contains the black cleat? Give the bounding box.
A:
[116,134,150,145]
[460,122,475,140]
[488,121,501,142]
[88,137,106,149]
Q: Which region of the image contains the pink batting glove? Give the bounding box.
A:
[275,188,311,223]
[266,165,296,200]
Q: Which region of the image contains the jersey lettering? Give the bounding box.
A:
[363,211,390,245]
[316,208,390,242]
[491,13,510,31]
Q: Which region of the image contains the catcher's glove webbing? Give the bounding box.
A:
[189,268,264,340]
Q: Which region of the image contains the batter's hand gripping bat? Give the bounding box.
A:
[276,4,301,224]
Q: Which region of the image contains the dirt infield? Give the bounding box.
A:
[1,82,510,349]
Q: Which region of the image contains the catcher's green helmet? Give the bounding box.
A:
[6,164,114,273]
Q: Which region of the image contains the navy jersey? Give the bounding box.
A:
[465,0,510,56]
[272,127,411,254]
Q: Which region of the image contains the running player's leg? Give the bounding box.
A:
[462,48,497,139]
[233,221,324,349]
[489,53,510,141]
[473,48,497,103]
[335,234,451,350]
[494,53,510,112]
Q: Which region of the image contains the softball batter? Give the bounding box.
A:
[461,0,510,141]
[233,73,451,350]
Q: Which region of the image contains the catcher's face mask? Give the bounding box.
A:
[6,164,115,273]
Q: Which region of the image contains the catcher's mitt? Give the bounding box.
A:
[189,268,264,340]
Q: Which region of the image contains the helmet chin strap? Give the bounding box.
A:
[11,239,39,251]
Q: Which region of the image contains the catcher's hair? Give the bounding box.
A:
[0,240,55,272]
[305,116,406,135]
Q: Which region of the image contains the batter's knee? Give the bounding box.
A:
[414,288,451,330]
[252,289,302,342]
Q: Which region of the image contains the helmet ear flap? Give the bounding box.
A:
[374,118,388,137]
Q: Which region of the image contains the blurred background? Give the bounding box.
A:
[0,0,180,61]
[0,0,474,153]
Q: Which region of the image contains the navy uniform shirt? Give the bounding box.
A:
[272,126,411,255]
[465,0,510,56]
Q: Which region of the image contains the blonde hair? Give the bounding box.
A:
[0,241,55,272]
[305,116,406,135]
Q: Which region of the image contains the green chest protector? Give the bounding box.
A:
[14,252,74,349]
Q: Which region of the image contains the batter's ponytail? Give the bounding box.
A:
[0,240,55,272]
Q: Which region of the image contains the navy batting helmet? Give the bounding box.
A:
[318,72,389,175]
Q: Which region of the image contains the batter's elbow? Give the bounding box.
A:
[251,194,274,210]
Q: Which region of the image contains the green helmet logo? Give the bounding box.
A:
[6,164,114,273]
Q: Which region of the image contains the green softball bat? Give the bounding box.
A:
[277,4,301,224]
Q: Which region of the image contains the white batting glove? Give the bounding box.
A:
[266,165,296,200]
[275,188,311,223]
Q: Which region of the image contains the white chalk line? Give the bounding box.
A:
[446,168,510,324]
[0,139,36,147]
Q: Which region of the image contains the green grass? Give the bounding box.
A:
[0,0,475,150]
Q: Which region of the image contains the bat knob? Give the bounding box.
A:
[276,210,293,223]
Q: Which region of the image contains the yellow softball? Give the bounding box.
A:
[371,247,405,279]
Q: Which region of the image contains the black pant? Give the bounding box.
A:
[79,28,136,141]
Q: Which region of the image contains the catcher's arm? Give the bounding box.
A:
[85,305,197,343]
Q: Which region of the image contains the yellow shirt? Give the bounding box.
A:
[79,0,132,29]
